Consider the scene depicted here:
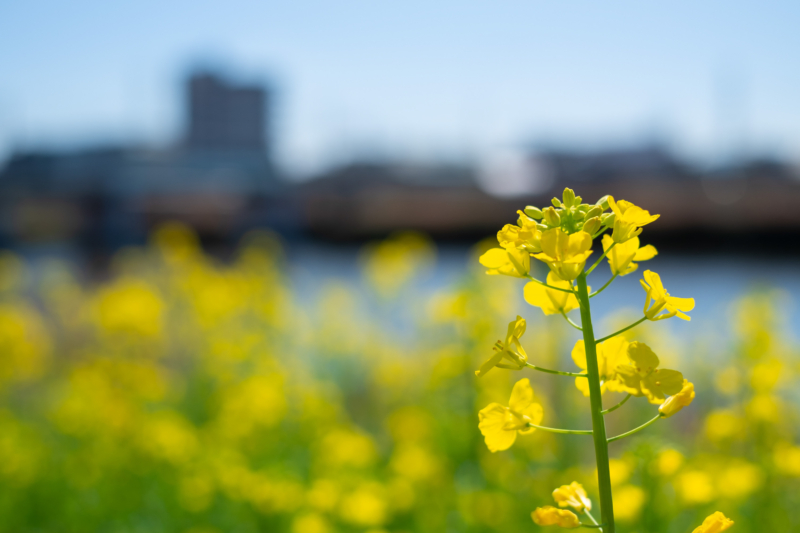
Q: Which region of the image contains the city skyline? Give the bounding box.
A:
[1,0,799,177]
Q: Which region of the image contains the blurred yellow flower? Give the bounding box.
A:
[607,196,660,243]
[613,484,645,522]
[774,443,800,476]
[655,449,684,477]
[641,270,695,321]
[531,506,581,528]
[659,380,695,418]
[692,511,734,533]
[95,279,164,338]
[292,513,330,533]
[475,315,528,377]
[479,244,530,278]
[717,460,763,499]
[478,378,543,452]
[602,234,657,276]
[615,341,684,404]
[552,481,591,512]
[532,228,593,281]
[571,337,628,396]
[704,410,744,442]
[676,470,715,504]
[339,483,388,527]
[524,272,581,316]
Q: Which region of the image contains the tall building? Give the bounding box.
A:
[187,73,269,153]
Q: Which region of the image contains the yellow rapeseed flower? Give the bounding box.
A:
[602,235,657,276]
[607,196,660,243]
[523,272,581,316]
[614,342,684,404]
[571,337,628,396]
[659,380,696,417]
[531,506,581,528]
[479,244,530,278]
[532,228,593,281]
[640,270,695,321]
[497,211,543,253]
[692,511,734,533]
[478,378,543,452]
[475,316,528,377]
[552,482,591,512]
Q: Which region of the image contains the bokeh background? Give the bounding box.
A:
[0,1,799,532]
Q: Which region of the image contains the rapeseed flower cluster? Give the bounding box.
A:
[476,188,728,532]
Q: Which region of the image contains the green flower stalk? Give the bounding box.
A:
[475,188,731,532]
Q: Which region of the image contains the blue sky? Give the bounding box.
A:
[1,0,798,175]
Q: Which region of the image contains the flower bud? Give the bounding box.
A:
[582,217,602,235]
[595,195,610,210]
[585,205,603,220]
[573,195,582,205]
[551,198,562,208]
[562,188,576,208]
[601,212,616,226]
[524,206,543,220]
[543,206,561,227]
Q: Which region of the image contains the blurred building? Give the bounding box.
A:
[187,73,268,153]
[0,72,288,248]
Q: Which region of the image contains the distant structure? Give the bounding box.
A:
[0,70,288,248]
[187,73,268,153]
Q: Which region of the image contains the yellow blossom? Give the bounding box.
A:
[607,196,660,243]
[497,211,543,253]
[552,482,591,512]
[614,342,684,404]
[479,244,530,278]
[571,337,628,396]
[640,270,694,321]
[692,511,734,533]
[475,316,528,377]
[532,228,593,281]
[613,484,645,522]
[478,378,543,452]
[659,380,695,417]
[602,235,657,276]
[531,506,581,528]
[523,272,581,316]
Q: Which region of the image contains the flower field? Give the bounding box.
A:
[0,223,796,532]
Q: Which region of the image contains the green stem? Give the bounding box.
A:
[575,273,616,533]
[586,243,615,276]
[526,275,575,294]
[590,274,618,298]
[526,422,593,435]
[560,310,583,331]
[584,509,602,531]
[607,414,662,443]
[525,362,587,378]
[601,394,632,415]
[595,316,648,344]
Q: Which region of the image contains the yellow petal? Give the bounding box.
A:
[633,244,658,261]
[517,402,544,435]
[524,282,559,315]
[509,378,534,412]
[531,506,581,528]
[641,369,685,404]
[571,340,587,370]
[478,403,517,452]
[475,350,505,377]
[627,341,660,372]
[691,511,734,533]
[479,248,509,269]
